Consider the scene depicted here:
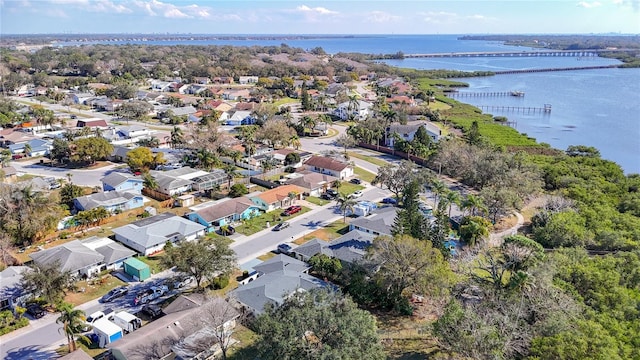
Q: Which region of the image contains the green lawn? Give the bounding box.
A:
[335,181,365,196]
[227,325,260,360]
[235,206,311,235]
[348,152,389,167]
[138,254,167,275]
[272,97,298,107]
[354,166,376,183]
[305,196,331,206]
[64,274,126,306]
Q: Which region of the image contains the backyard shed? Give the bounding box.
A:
[123,258,150,281]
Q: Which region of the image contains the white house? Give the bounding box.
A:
[333,100,372,121]
[238,76,259,84]
[385,121,442,148]
[303,155,354,180]
[112,212,206,256]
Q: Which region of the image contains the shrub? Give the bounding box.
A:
[212,275,230,290]
[0,310,29,335]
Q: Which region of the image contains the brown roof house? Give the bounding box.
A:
[303,155,354,180]
[284,170,337,197]
[248,184,303,212]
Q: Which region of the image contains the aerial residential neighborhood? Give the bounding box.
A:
[0,25,638,360]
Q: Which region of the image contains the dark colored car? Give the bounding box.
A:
[326,189,338,197]
[349,178,362,185]
[141,304,162,318]
[273,222,290,231]
[100,286,129,303]
[381,197,397,204]
[26,304,46,319]
[281,205,302,216]
[277,243,292,254]
[321,193,333,200]
[218,225,235,236]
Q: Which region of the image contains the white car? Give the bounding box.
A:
[349,190,363,199]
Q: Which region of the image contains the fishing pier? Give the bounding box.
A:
[447,91,525,98]
[478,104,552,114]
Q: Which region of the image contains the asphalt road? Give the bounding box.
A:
[0,271,181,360]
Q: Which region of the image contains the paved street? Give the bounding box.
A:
[10,159,121,187]
[0,269,182,360]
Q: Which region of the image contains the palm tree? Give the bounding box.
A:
[443,190,461,218]
[336,193,357,223]
[347,94,360,119]
[461,194,487,217]
[56,302,87,353]
[223,164,239,190]
[260,156,276,180]
[289,134,301,150]
[425,89,435,105]
[143,172,158,191]
[430,179,447,208]
[170,126,184,149]
[287,191,298,206]
[23,143,32,157]
[197,149,217,171]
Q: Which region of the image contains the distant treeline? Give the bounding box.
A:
[459,34,640,50]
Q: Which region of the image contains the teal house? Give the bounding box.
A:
[187,197,260,232]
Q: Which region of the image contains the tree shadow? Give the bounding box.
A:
[4,344,61,360]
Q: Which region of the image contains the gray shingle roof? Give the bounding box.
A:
[292,238,332,259]
[349,207,398,236]
[112,213,206,249]
[100,172,141,188]
[74,191,140,211]
[29,240,104,273]
[0,266,29,297]
[231,270,327,314]
[84,239,136,265]
[304,155,350,172]
[192,197,256,224]
[328,230,375,263]
[252,254,310,275]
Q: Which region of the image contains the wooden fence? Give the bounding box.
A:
[142,188,172,201]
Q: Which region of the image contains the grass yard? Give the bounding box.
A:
[348,152,389,167]
[292,219,350,245]
[304,196,331,206]
[64,274,126,306]
[56,335,109,358]
[272,97,298,106]
[138,253,167,274]
[235,206,311,235]
[227,325,260,360]
[335,181,365,196]
[354,166,376,183]
[257,252,277,261]
[376,312,441,359]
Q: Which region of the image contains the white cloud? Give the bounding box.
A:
[577,1,602,8]
[164,7,188,18]
[366,10,401,23]
[612,0,640,11]
[295,5,338,15]
[92,0,131,14]
[130,0,215,19]
[49,0,88,4]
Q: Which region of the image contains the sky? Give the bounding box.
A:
[1,0,639,35]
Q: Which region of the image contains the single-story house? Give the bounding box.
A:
[112,212,206,256]
[290,230,375,264]
[0,266,31,312]
[187,197,261,231]
[7,138,53,156]
[74,191,144,213]
[348,206,398,237]
[0,129,35,147]
[385,121,441,147]
[58,349,94,360]
[1,166,18,183]
[108,294,239,360]
[231,254,326,315]
[149,166,211,196]
[303,155,353,180]
[29,240,105,278]
[108,146,131,163]
[225,111,255,126]
[248,184,303,212]
[238,76,259,84]
[284,170,337,197]
[81,236,136,272]
[76,119,108,128]
[101,172,144,193]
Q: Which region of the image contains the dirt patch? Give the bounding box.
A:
[375,304,443,359]
[492,214,518,232]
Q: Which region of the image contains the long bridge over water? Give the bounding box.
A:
[404,49,629,58]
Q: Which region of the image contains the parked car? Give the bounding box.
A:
[100,286,129,303]
[83,308,114,331]
[277,243,292,254]
[281,205,302,216]
[134,285,169,305]
[349,178,362,185]
[381,197,397,204]
[218,225,235,236]
[273,222,290,231]
[321,193,334,200]
[26,304,46,319]
[172,276,194,289]
[326,189,338,197]
[141,304,163,318]
[349,190,363,199]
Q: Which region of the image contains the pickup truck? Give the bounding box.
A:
[133,285,168,305]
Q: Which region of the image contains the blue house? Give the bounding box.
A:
[101,172,144,194]
[74,191,144,213]
[225,111,256,126]
[187,197,260,232]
